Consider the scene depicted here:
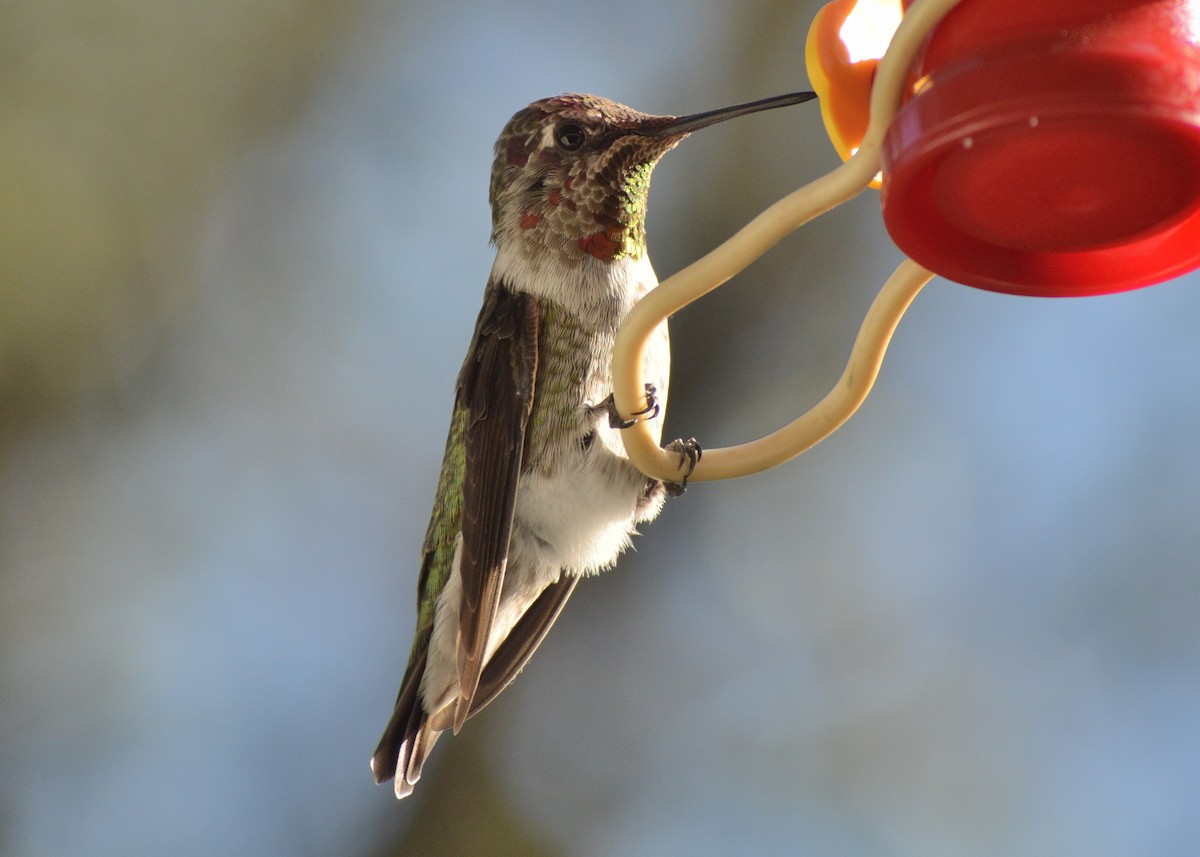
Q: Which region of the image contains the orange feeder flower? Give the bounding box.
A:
[805,0,902,184]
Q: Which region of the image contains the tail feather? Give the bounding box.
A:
[372,575,580,799]
[370,649,429,795]
[403,721,442,794]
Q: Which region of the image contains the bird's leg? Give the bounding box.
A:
[663,437,702,497]
[595,383,659,430]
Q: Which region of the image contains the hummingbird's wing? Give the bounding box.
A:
[469,572,578,712]
[370,573,577,796]
[372,282,541,794]
[453,282,541,728]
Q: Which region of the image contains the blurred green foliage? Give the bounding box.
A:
[0,0,357,435]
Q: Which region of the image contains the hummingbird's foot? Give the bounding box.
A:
[600,384,659,430]
[663,437,702,497]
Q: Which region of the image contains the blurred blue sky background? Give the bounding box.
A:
[3,1,1200,855]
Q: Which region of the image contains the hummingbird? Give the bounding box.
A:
[371,90,817,798]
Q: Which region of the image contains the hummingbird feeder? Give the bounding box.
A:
[611,0,1200,482]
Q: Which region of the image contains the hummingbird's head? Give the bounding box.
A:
[489,91,816,266]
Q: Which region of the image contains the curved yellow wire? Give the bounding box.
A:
[610,0,962,482]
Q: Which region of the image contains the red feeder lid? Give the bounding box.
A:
[881,0,1200,297]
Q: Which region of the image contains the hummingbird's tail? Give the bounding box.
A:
[371,574,581,798]
[370,648,440,798]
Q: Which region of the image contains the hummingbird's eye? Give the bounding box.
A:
[555,123,586,151]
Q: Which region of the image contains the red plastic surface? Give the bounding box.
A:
[882,0,1200,296]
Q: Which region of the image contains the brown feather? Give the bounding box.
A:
[471,574,579,713]
[453,285,540,730]
[371,283,541,789]
[372,576,578,796]
[369,647,428,791]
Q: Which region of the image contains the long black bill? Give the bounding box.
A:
[641,91,818,137]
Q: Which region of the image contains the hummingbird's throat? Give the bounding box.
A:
[517,178,651,262]
[573,159,654,261]
[577,228,629,261]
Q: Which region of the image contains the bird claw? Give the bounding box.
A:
[604,384,659,430]
[663,437,702,497]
